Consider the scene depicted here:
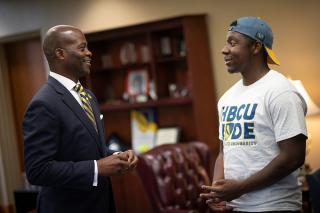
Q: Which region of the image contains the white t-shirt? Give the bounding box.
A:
[218,70,307,212]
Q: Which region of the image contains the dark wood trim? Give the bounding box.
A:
[0,204,14,213]
[100,97,192,111]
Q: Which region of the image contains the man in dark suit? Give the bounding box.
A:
[23,25,138,213]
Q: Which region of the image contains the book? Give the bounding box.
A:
[131,108,157,153]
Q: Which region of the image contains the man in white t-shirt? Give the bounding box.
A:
[200,17,307,212]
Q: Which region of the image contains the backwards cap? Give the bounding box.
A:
[229,16,280,65]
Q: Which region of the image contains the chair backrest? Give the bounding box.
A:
[306,169,320,213]
[137,142,211,213]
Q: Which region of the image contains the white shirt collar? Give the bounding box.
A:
[49,71,79,91]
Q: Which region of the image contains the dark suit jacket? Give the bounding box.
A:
[23,76,115,213]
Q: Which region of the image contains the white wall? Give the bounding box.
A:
[0,0,319,187]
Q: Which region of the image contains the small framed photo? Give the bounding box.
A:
[125,69,149,97]
[155,127,181,146]
[160,36,172,56]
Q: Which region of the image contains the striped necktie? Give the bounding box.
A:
[74,83,97,132]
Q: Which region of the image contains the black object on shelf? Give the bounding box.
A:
[106,133,130,152]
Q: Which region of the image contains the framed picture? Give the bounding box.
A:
[155,127,181,146]
[160,36,172,56]
[125,69,149,97]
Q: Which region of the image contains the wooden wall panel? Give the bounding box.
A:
[4,37,46,171]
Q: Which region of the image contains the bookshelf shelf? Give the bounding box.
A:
[100,97,192,111]
[92,62,151,73]
[155,55,186,63]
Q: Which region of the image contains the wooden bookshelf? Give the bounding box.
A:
[84,14,219,213]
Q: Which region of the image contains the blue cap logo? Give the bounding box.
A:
[255,32,265,41]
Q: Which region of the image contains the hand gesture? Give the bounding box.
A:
[202,179,244,202]
[97,150,137,176]
[208,201,232,212]
[119,150,138,171]
[200,184,233,212]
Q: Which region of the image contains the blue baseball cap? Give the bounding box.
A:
[228,16,280,65]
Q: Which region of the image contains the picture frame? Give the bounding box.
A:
[155,126,181,146]
[160,36,172,56]
[125,69,149,97]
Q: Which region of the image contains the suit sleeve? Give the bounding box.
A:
[23,100,95,191]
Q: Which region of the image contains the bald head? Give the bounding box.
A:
[42,25,92,81]
[43,25,82,62]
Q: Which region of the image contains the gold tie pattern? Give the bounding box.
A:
[74,84,97,132]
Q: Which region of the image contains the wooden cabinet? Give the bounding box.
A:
[83,14,219,212]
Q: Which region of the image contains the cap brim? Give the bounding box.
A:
[265,47,280,65]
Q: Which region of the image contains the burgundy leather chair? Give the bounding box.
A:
[137,142,212,213]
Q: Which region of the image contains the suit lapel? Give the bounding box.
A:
[47,77,103,155]
[87,90,107,156]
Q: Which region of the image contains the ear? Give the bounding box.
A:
[54,48,65,60]
[252,42,263,55]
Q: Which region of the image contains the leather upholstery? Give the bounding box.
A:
[137,142,212,213]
